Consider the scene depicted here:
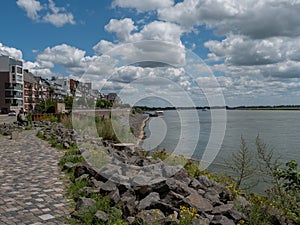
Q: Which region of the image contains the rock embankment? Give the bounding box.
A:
[36,121,248,225]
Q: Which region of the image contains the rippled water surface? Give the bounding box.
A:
[143,110,300,192]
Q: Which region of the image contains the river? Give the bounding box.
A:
[142,110,300,193]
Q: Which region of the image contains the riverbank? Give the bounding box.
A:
[137,114,149,146]
[2,115,297,224]
[36,121,248,225]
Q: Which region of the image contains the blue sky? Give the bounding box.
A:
[1,0,300,107]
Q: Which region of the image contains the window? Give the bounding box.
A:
[11,66,15,73]
[17,67,22,74]
[5,91,12,97]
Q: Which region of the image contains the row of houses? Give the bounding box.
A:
[0,55,121,114]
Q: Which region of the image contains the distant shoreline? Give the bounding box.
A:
[227,107,300,110]
[134,105,300,111]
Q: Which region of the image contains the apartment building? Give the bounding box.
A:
[0,55,23,113]
[23,69,39,111]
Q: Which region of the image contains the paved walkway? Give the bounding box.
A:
[0,130,71,225]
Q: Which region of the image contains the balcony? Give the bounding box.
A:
[5,84,22,91]
[5,94,23,99]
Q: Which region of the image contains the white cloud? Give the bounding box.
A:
[158,0,300,38]
[105,18,184,45]
[195,75,300,106]
[93,40,117,54]
[105,18,137,42]
[23,61,52,77]
[43,0,75,27]
[43,11,75,27]
[112,0,174,12]
[37,44,85,68]
[205,35,286,66]
[0,43,23,60]
[205,35,300,78]
[33,43,118,81]
[101,19,186,66]
[17,0,75,27]
[138,21,184,45]
[16,0,42,20]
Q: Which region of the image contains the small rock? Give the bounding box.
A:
[185,191,213,212]
[63,141,70,149]
[62,162,74,171]
[136,209,165,225]
[226,209,245,223]
[75,174,89,183]
[212,203,234,214]
[204,188,221,205]
[190,178,201,189]
[75,197,96,212]
[100,180,117,194]
[198,176,214,189]
[236,195,251,208]
[127,216,136,224]
[211,215,235,225]
[108,189,120,205]
[94,210,108,222]
[138,192,160,210]
[172,168,191,184]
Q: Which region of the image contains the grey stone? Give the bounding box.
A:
[173,168,191,184]
[138,192,160,210]
[136,209,165,225]
[132,175,152,186]
[161,191,185,208]
[75,174,89,183]
[100,180,117,194]
[185,191,213,212]
[211,215,235,225]
[94,210,108,222]
[212,203,234,214]
[236,195,251,208]
[108,189,120,205]
[148,201,178,215]
[162,163,182,178]
[204,188,221,205]
[198,189,206,195]
[127,216,136,224]
[165,178,192,197]
[190,178,201,189]
[90,177,104,188]
[75,197,96,212]
[198,175,214,189]
[62,162,74,171]
[226,209,245,223]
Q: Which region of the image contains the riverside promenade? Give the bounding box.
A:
[0,129,71,225]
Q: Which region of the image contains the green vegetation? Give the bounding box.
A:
[70,114,137,143]
[228,136,300,224]
[225,136,257,191]
[95,99,113,108]
[149,141,300,225]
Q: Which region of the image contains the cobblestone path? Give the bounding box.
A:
[0,130,71,225]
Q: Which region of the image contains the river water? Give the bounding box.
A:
[142,110,300,193]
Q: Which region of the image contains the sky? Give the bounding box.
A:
[1,0,300,107]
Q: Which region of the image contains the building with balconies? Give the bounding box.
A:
[23,69,39,112]
[0,55,23,113]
